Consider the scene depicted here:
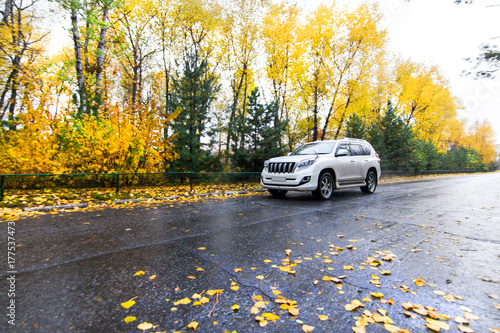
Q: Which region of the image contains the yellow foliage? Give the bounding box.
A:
[0,100,176,174]
[466,120,496,162]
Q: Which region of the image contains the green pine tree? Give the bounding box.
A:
[232,88,288,171]
[345,113,366,139]
[368,101,416,171]
[168,52,219,172]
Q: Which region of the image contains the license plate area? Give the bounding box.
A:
[272,176,286,182]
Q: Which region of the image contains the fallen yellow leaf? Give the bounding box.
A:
[263,313,280,321]
[352,325,366,333]
[206,289,223,296]
[457,325,475,333]
[121,300,136,309]
[124,316,137,323]
[317,314,329,321]
[133,271,146,276]
[250,306,260,314]
[302,324,315,332]
[413,276,425,287]
[370,292,384,299]
[463,312,480,321]
[173,297,191,305]
[187,321,199,330]
[137,322,153,331]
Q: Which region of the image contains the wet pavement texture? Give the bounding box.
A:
[1,173,500,332]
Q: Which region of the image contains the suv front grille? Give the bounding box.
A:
[268,162,296,174]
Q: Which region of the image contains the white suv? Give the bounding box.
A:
[261,138,381,200]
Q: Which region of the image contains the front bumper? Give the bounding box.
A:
[260,171,318,191]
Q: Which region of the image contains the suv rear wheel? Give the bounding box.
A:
[312,172,334,200]
[361,170,377,194]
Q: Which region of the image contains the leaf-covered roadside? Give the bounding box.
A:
[0,183,263,221]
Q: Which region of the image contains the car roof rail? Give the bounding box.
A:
[343,137,366,142]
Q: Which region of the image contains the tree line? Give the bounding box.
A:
[0,0,496,174]
[346,104,497,172]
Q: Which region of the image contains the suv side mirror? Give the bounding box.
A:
[336,148,349,157]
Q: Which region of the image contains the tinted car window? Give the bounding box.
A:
[351,144,363,156]
[362,144,372,155]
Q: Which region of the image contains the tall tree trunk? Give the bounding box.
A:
[313,85,318,142]
[7,70,18,130]
[334,95,352,139]
[95,3,109,94]
[225,64,247,156]
[1,0,13,23]
[71,7,87,116]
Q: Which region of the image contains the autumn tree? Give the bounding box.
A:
[320,3,386,140]
[218,0,262,156]
[292,3,387,142]
[262,2,301,149]
[391,59,459,144]
[465,119,496,163]
[53,0,118,116]
[293,3,333,142]
[0,0,48,130]
[152,0,176,140]
[115,0,157,107]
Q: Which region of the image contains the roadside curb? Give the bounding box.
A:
[21,188,268,212]
[23,203,89,212]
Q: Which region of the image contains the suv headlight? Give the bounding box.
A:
[294,158,316,172]
[264,160,269,171]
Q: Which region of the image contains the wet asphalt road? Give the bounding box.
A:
[1,173,500,332]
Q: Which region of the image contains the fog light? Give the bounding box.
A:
[299,176,311,185]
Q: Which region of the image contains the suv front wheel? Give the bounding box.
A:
[312,172,334,200]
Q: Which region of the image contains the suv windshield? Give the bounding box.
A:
[291,142,336,156]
